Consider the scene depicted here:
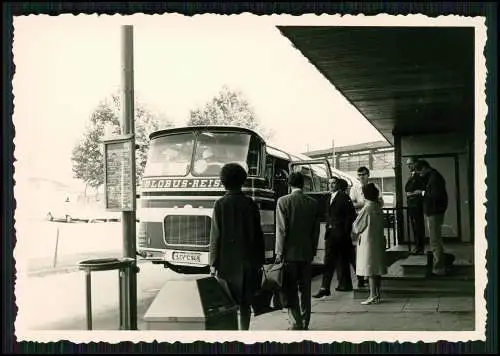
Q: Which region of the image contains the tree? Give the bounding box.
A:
[71,93,172,195]
[187,85,274,140]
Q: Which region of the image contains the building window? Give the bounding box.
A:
[338,153,370,171]
[372,151,394,170]
[369,178,383,190]
[338,156,350,171]
[382,177,396,192]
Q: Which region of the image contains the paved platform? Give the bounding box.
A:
[40,275,476,331]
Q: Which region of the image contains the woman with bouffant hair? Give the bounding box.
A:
[209,163,265,330]
[352,182,387,305]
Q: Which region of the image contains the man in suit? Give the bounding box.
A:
[275,172,320,330]
[405,157,426,254]
[313,177,356,298]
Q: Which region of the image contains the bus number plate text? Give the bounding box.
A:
[171,251,201,263]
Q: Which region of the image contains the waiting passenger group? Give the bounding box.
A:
[209,159,448,330]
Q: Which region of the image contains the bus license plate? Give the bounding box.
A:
[171,251,201,263]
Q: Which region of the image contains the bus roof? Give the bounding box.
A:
[149,125,266,141]
[266,145,293,160]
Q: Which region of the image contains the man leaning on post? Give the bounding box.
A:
[413,159,454,276]
[275,172,320,330]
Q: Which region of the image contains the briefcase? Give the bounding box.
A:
[261,262,284,291]
[251,288,281,317]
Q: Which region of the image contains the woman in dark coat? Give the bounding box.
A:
[209,163,265,330]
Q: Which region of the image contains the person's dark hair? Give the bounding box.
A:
[220,163,247,190]
[357,166,370,175]
[414,159,430,171]
[288,172,304,189]
[362,183,379,202]
[337,178,348,192]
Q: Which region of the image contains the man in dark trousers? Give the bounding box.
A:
[275,172,320,330]
[413,160,452,276]
[313,177,356,298]
[405,157,426,254]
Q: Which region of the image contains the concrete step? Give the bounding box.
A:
[400,255,474,277]
[385,250,411,267]
[353,286,475,299]
[353,275,475,299]
[352,256,475,299]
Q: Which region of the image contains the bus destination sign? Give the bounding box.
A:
[142,178,222,189]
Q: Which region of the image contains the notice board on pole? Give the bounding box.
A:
[103,134,136,212]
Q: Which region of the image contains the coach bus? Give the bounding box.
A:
[136,125,360,274]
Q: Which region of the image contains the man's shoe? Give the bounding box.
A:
[444,253,456,266]
[312,289,331,298]
[411,247,425,255]
[287,325,303,330]
[430,269,447,276]
[335,286,353,292]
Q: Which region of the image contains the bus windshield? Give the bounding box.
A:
[143,133,195,177]
[192,131,252,177]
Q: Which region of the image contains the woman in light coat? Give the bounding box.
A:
[352,183,387,304]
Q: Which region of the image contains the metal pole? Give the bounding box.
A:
[120,25,137,330]
[85,270,92,330]
[52,227,60,268]
[331,138,336,168]
[118,270,124,330]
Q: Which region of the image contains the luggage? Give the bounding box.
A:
[144,277,239,330]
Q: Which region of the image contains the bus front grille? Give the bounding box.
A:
[164,215,211,247]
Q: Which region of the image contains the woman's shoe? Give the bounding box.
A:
[360,296,379,305]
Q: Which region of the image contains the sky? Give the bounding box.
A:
[12,14,385,188]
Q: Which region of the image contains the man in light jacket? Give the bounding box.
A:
[413,160,452,275]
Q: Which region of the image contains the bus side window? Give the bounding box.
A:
[265,155,274,189]
[301,167,314,193]
[310,164,330,192]
[247,136,262,176]
[274,159,289,197]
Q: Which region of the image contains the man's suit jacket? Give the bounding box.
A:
[405,172,425,209]
[325,190,356,244]
[275,189,320,262]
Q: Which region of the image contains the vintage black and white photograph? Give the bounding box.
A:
[12,12,488,344]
